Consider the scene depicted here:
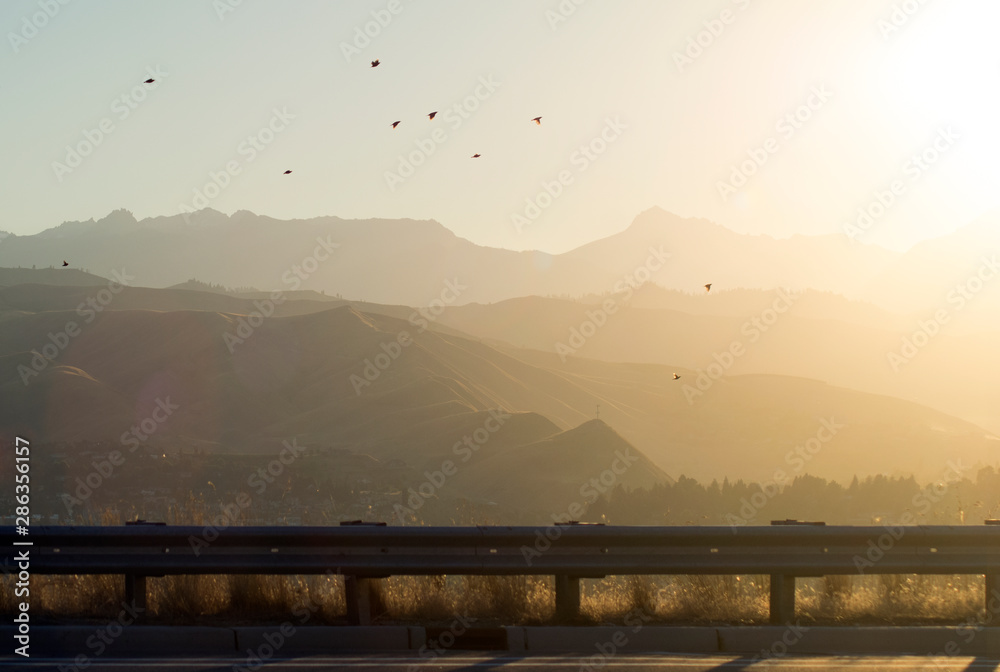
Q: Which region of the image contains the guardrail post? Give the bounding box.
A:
[554,575,581,622]
[124,574,147,615]
[123,520,163,619]
[985,520,1000,624]
[769,574,795,624]
[765,520,822,625]
[987,569,1000,625]
[345,576,376,626]
[339,521,387,626]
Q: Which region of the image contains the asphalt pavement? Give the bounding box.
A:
[2,655,1000,671]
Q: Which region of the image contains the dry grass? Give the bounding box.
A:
[1,571,988,625]
[581,575,767,624]
[797,574,983,624]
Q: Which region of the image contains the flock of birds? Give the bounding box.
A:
[364,59,542,161]
[275,60,543,172]
[59,66,716,384]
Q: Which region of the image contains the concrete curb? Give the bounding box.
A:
[4,625,1000,657]
[716,626,1000,657]
[522,626,719,653]
[234,625,412,654]
[6,626,237,656]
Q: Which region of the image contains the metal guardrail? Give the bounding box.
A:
[4,523,1000,625]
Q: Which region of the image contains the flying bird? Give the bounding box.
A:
[471,153,481,158]
[391,121,401,129]
[144,78,155,84]
[283,170,292,175]
[672,373,681,380]
[532,117,542,125]
[704,283,712,292]
[427,111,438,120]
[370,59,380,68]
[62,261,69,267]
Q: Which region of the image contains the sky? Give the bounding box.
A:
[2,0,999,253]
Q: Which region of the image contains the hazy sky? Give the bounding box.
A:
[3,0,999,252]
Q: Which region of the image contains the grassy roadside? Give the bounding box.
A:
[2,572,985,627]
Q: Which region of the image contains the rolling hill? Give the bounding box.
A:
[0,303,994,487]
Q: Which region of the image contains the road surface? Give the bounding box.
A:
[2,655,999,671]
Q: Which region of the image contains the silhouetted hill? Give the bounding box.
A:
[0,304,994,485]
[455,419,669,512]
[564,207,897,298]
[0,267,110,288]
[432,292,1000,435]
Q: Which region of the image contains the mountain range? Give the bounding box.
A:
[1,206,992,315]
[2,206,998,515]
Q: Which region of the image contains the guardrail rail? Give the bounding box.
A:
[4,522,1000,625]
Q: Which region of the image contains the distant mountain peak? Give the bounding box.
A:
[97,208,137,226]
[627,207,721,234]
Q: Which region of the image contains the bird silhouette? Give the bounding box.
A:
[427,111,438,120]
[391,121,401,129]
[704,283,712,292]
[144,78,155,84]
[471,153,481,158]
[532,117,542,125]
[370,59,380,68]
[672,373,681,380]
[62,261,68,267]
[283,170,292,175]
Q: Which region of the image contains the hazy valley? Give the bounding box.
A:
[2,207,998,527]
